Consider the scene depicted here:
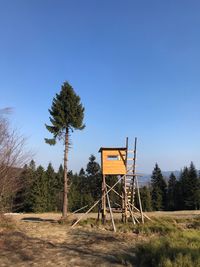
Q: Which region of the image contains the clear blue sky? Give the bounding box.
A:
[0,0,200,174]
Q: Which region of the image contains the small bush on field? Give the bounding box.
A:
[135,230,200,267]
[188,217,200,229]
[0,215,15,230]
[116,217,179,235]
[136,218,178,235]
[78,218,97,226]
[75,217,182,235]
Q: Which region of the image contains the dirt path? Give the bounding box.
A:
[0,213,137,267]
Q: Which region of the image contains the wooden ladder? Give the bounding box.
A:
[126,138,137,207]
[123,138,144,223]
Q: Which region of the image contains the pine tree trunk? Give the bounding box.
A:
[63,128,69,218]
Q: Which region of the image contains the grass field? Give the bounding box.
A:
[0,211,200,267]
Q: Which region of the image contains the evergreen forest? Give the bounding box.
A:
[9,158,200,213]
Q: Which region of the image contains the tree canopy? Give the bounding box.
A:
[45,81,85,218]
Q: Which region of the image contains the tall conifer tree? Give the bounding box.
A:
[45,82,85,218]
[31,165,48,212]
[151,163,167,210]
[45,163,56,211]
[179,167,189,210]
[186,162,199,209]
[55,164,64,211]
[86,155,101,201]
[167,173,177,210]
[21,160,36,212]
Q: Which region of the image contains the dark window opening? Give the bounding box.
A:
[107,155,120,161]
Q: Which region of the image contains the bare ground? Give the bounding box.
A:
[0,213,138,267]
[1,211,200,267]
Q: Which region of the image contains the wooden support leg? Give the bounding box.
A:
[136,176,144,224]
[106,185,116,232]
[124,176,128,223]
[121,175,128,223]
[121,177,125,222]
[102,175,106,224]
[97,202,100,222]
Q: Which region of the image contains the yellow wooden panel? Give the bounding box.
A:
[101,149,127,175]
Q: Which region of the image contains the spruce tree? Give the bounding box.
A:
[45,81,85,218]
[86,155,101,201]
[45,163,56,211]
[78,168,87,207]
[151,163,167,210]
[139,186,152,211]
[73,168,93,210]
[179,167,189,210]
[186,162,199,209]
[31,165,48,212]
[174,180,182,210]
[55,164,64,211]
[68,172,80,211]
[21,160,36,212]
[167,173,177,210]
[197,172,200,210]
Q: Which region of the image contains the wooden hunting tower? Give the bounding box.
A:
[71,137,151,231]
[98,138,148,228]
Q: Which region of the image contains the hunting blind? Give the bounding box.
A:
[99,147,127,175]
[72,137,151,231]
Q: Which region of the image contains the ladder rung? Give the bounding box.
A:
[127,174,143,177]
[127,167,137,171]
[128,150,134,153]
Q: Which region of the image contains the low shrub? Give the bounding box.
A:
[135,230,200,267]
[116,217,179,235]
[0,214,15,230]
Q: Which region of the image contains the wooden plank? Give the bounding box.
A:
[102,175,106,224]
[106,186,116,232]
[136,176,144,224]
[102,148,127,175]
[72,205,88,214]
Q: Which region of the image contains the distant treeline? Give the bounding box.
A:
[12,158,200,213]
[146,162,200,211]
[13,155,121,213]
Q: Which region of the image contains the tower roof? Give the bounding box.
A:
[98,147,126,153]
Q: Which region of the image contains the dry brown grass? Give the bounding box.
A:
[0,213,137,267]
[0,211,199,267]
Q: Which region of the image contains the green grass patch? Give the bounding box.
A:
[116,217,180,235]
[70,216,200,235]
[74,216,183,235]
[188,217,200,229]
[135,230,200,267]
